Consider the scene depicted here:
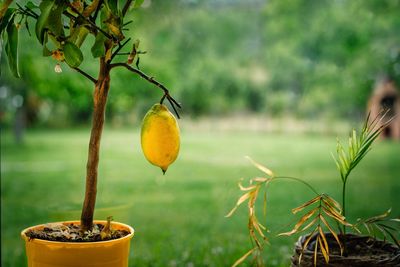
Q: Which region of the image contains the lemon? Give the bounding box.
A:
[141,103,180,174]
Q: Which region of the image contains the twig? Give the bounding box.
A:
[66,2,114,41]
[109,37,131,63]
[16,3,39,19]
[73,67,97,84]
[166,96,180,118]
[122,0,133,16]
[109,62,181,118]
[123,20,133,27]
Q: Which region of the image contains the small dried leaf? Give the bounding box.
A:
[232,247,257,267]
[322,195,342,213]
[320,215,343,255]
[301,216,319,232]
[225,192,251,217]
[318,234,329,264]
[252,219,266,239]
[322,207,350,226]
[292,195,321,214]
[365,208,391,223]
[314,235,319,266]
[238,181,257,191]
[299,228,317,265]
[279,207,318,236]
[251,177,270,183]
[318,227,329,262]
[246,156,274,177]
[324,204,342,218]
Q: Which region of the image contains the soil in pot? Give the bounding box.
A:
[291,233,400,267]
[22,221,134,267]
[25,222,130,242]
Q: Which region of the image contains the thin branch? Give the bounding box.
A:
[122,0,133,16]
[66,2,114,41]
[109,62,181,118]
[24,4,39,18]
[109,37,131,62]
[166,96,180,119]
[73,67,97,84]
[123,20,133,27]
[16,3,39,19]
[109,63,169,95]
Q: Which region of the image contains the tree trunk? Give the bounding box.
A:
[80,57,110,231]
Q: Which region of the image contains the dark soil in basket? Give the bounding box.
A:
[291,233,400,267]
[25,223,130,242]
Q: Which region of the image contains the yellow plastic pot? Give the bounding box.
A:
[21,220,134,267]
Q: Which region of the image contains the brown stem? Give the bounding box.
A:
[80,57,110,231]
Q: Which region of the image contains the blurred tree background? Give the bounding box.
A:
[1,0,399,129]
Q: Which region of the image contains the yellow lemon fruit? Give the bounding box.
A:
[141,103,180,174]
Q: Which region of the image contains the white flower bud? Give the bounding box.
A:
[54,63,62,73]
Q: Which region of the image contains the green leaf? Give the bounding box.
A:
[0,8,15,35]
[0,38,3,76]
[105,0,119,16]
[75,27,90,48]
[91,33,106,58]
[63,41,83,68]
[231,247,257,267]
[46,2,65,37]
[35,0,64,44]
[0,8,16,76]
[26,1,39,10]
[35,0,54,44]
[5,19,20,78]
[134,0,145,8]
[43,45,52,57]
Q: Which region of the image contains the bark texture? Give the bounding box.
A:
[80,58,110,231]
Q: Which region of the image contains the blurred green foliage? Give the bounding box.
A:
[1,0,399,127]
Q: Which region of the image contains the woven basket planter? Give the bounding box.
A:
[291,233,400,267]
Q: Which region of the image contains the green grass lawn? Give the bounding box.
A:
[1,128,399,266]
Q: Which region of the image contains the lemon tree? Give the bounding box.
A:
[0,0,181,231]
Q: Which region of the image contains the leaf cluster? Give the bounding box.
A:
[333,111,394,183]
[0,0,145,77]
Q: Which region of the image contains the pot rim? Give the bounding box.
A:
[21,220,134,245]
